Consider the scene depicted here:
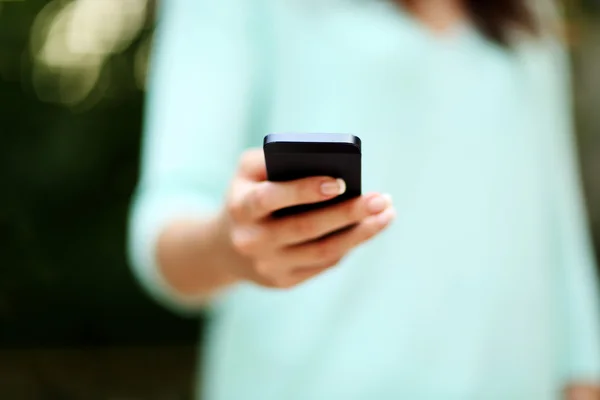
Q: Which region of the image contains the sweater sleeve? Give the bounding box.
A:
[127,0,262,315]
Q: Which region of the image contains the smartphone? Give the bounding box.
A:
[263,133,361,218]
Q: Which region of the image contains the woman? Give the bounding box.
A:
[128,0,600,398]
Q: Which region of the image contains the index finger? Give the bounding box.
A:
[242,176,346,221]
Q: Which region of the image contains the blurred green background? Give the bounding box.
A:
[0,0,198,397]
[0,0,599,398]
[0,0,198,349]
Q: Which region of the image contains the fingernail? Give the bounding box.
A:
[377,207,396,225]
[367,194,390,214]
[321,179,346,196]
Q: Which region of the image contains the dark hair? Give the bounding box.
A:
[468,0,538,44]
[400,0,538,45]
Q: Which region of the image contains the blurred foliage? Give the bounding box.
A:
[0,0,198,348]
[568,2,600,243]
[0,0,599,350]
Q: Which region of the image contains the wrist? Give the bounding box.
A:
[205,210,247,286]
[156,212,243,298]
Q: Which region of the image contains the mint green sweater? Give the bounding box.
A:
[129,1,600,399]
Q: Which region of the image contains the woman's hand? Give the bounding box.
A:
[220,149,395,289]
[565,384,600,400]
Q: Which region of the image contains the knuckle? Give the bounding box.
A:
[230,226,260,255]
[250,185,269,214]
[226,197,245,221]
[230,234,252,256]
[253,260,274,277]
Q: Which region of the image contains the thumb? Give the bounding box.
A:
[238,149,267,182]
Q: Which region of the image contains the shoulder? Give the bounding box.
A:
[156,0,270,32]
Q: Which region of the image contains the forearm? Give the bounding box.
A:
[156,211,245,299]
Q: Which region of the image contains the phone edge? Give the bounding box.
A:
[263,133,361,150]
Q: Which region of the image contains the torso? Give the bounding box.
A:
[202,2,565,399]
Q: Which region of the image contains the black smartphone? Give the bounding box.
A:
[263,133,361,218]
